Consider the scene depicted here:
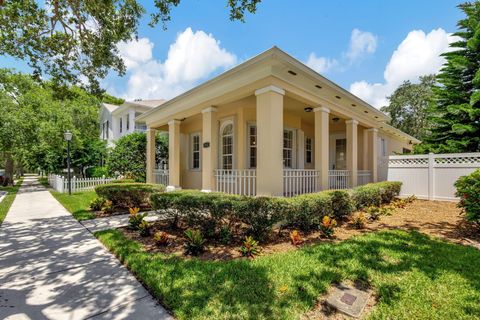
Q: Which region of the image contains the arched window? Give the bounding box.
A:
[221,122,234,169]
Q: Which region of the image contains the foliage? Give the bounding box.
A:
[455,169,480,226]
[128,207,148,230]
[219,226,233,245]
[95,182,165,208]
[0,1,260,93]
[351,212,367,229]
[364,206,383,221]
[153,231,170,246]
[138,220,151,237]
[0,178,23,225]
[239,236,261,258]
[86,166,109,178]
[381,75,436,139]
[417,2,480,153]
[106,132,168,182]
[51,190,97,220]
[184,229,206,256]
[325,190,355,220]
[319,216,337,238]
[289,230,303,246]
[97,228,480,320]
[0,69,106,178]
[89,197,106,211]
[101,200,114,214]
[351,181,402,210]
[285,192,332,231]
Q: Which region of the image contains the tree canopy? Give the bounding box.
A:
[381,75,436,140]
[0,0,261,94]
[416,1,480,153]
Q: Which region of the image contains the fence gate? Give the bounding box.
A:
[388,153,480,201]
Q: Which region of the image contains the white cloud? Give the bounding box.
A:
[306,53,338,73]
[350,28,458,108]
[346,29,378,62]
[115,28,237,100]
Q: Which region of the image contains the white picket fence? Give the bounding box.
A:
[48,174,116,193]
[388,153,480,201]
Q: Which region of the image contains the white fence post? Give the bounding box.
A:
[428,152,434,200]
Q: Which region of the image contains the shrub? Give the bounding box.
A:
[101,200,114,214]
[289,230,303,245]
[239,236,261,258]
[351,181,402,209]
[351,212,367,229]
[138,220,151,237]
[319,216,337,239]
[110,179,136,184]
[86,166,109,178]
[455,169,480,226]
[325,190,355,220]
[219,226,233,245]
[364,206,382,221]
[153,231,170,246]
[184,229,206,256]
[90,197,106,211]
[95,183,165,208]
[285,192,332,231]
[128,207,148,230]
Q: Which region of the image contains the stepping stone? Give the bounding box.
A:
[325,283,370,318]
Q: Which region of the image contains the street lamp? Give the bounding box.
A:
[64,131,73,195]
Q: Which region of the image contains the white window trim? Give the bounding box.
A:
[219,119,235,170]
[283,127,296,169]
[305,136,313,164]
[189,132,201,171]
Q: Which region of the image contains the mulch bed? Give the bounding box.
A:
[117,199,480,261]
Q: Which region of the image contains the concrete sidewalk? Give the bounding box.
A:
[0,175,172,320]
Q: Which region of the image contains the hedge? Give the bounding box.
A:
[95,183,165,208]
[150,181,401,241]
[455,169,480,226]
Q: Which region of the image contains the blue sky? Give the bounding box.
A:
[1,0,465,107]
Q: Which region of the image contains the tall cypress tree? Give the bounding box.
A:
[418,2,480,153]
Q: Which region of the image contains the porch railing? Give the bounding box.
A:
[357,170,372,186]
[329,170,350,189]
[215,169,257,196]
[154,169,169,186]
[283,169,319,197]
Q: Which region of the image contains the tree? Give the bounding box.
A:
[107,132,168,182]
[0,0,261,94]
[381,75,436,140]
[417,2,480,153]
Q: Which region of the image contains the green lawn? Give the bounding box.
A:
[51,190,97,220]
[96,229,480,320]
[0,178,24,224]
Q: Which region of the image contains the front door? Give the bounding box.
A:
[335,138,347,170]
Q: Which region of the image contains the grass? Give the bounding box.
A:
[51,190,97,220]
[96,229,480,320]
[0,178,24,225]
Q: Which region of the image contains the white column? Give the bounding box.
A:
[167,120,181,191]
[367,128,378,182]
[255,85,285,196]
[314,107,330,190]
[201,107,218,192]
[346,119,358,188]
[146,128,156,184]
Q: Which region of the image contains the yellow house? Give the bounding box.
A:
[138,47,419,197]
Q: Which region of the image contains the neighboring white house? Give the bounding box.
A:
[100,99,166,146]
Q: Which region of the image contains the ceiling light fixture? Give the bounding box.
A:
[351,103,356,107]
[288,70,297,76]
[332,117,340,123]
[315,85,322,89]
[335,96,341,99]
[304,107,313,113]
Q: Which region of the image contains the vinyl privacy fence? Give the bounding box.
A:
[387,153,480,201]
[48,174,116,193]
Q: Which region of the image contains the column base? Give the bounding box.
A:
[201,189,213,193]
[166,186,182,192]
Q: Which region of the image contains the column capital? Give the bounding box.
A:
[202,106,218,114]
[313,106,330,113]
[366,127,378,133]
[168,119,182,126]
[345,119,359,125]
[255,85,285,96]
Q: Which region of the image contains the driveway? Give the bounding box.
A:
[0,176,172,320]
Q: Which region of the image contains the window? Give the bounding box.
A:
[402,148,411,154]
[305,137,313,164]
[248,124,257,168]
[126,114,130,131]
[335,138,347,169]
[221,122,234,169]
[380,138,387,157]
[119,117,123,133]
[191,133,201,169]
[102,121,109,139]
[283,129,294,168]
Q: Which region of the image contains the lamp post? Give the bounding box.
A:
[64,131,73,195]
